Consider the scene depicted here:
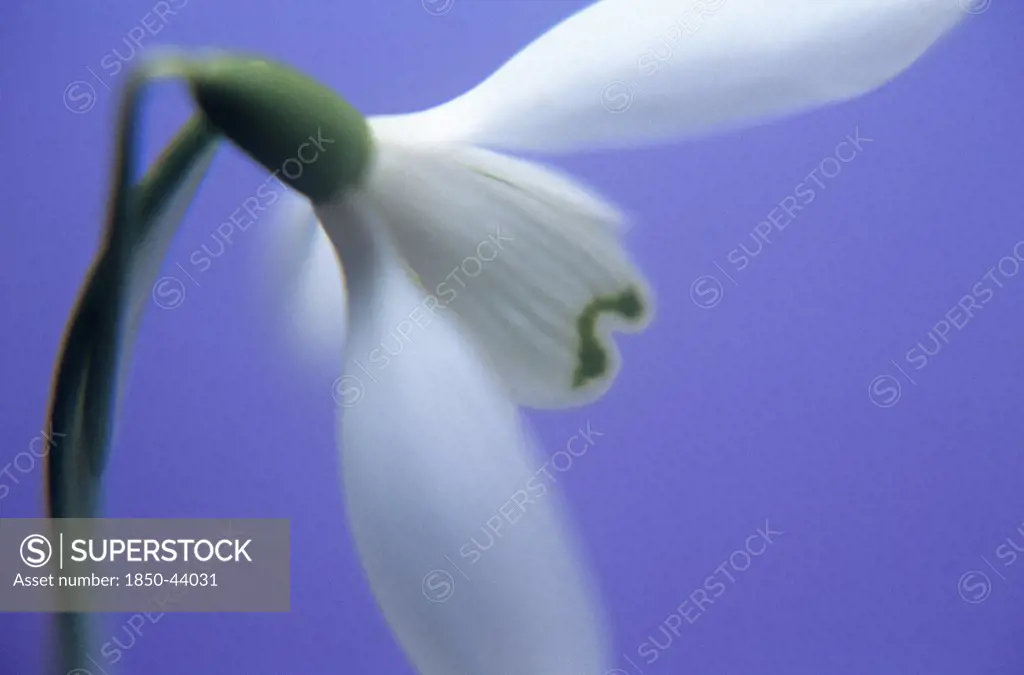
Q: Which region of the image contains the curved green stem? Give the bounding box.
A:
[44,56,221,675]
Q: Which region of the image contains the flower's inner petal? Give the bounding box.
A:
[361,128,653,409]
[369,0,967,153]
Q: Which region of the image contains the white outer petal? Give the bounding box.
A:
[370,0,967,152]
[316,196,613,675]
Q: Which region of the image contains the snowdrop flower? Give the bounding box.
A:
[184,2,967,673]
[190,57,621,675]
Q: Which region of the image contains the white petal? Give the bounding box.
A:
[360,127,653,409]
[370,0,967,153]
[316,196,613,675]
[258,191,347,374]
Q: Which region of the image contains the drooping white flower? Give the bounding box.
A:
[188,2,968,673]
[189,54,624,675]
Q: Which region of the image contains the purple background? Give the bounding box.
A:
[2,1,1023,673]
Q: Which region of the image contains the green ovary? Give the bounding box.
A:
[186,55,373,203]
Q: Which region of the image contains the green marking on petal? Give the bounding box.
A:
[186,55,372,203]
[473,167,516,187]
[572,287,645,388]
